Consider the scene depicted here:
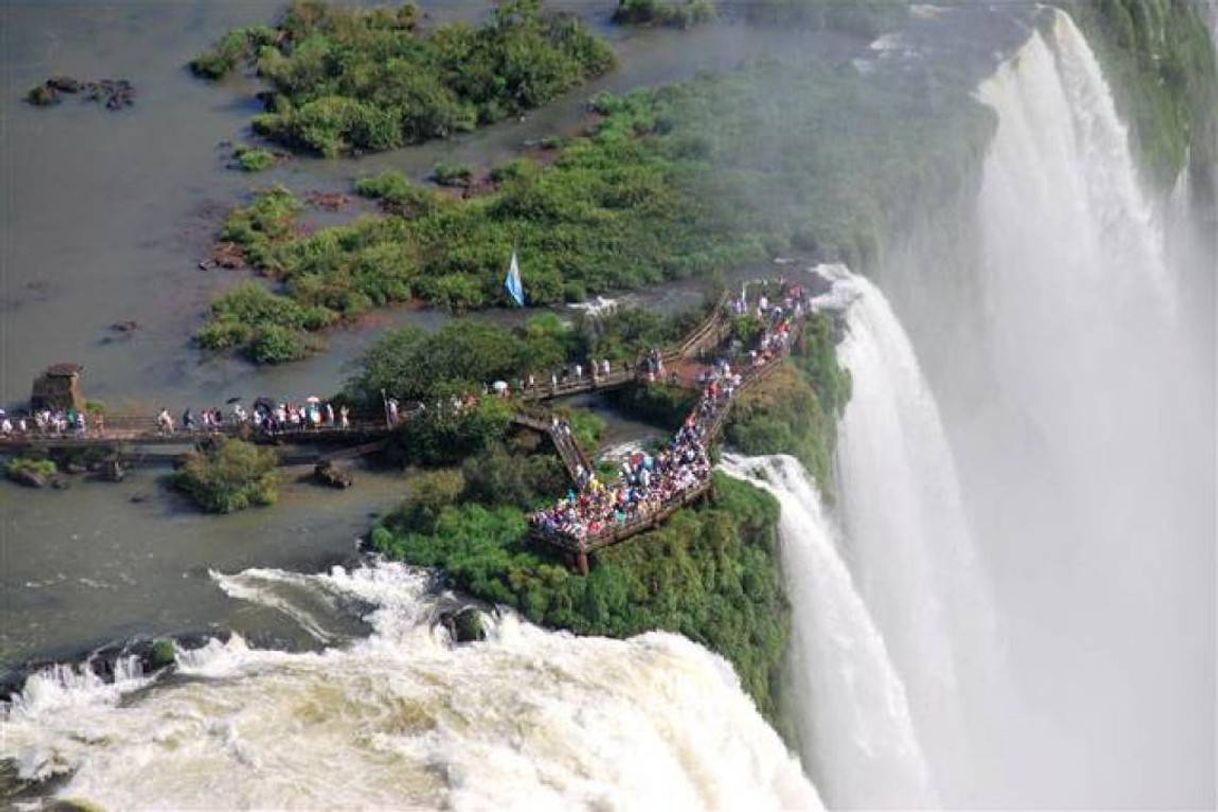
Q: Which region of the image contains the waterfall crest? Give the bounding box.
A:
[720,453,936,809]
[1,563,821,811]
[828,268,1001,804]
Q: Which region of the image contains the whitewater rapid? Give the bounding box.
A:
[721,453,935,809]
[1,563,821,811]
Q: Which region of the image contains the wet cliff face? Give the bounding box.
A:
[1065,0,1218,199]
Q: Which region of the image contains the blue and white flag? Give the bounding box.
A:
[505,251,525,307]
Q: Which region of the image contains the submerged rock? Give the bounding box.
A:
[9,468,49,488]
[440,607,486,643]
[313,460,353,489]
[26,84,60,106]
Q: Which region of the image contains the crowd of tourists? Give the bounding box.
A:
[530,281,812,546]
[156,399,353,436]
[0,407,96,437]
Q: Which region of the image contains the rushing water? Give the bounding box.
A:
[720,453,934,809]
[827,268,1001,806]
[870,10,1215,806]
[2,562,821,810]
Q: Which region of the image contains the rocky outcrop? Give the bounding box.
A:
[313,460,353,489]
[440,607,486,643]
[25,77,134,110]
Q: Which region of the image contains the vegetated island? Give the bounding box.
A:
[189,0,614,157]
[198,55,992,364]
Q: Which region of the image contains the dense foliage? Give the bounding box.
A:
[1066,0,1218,190]
[202,58,989,360]
[613,0,716,29]
[191,0,614,156]
[369,471,791,722]
[344,302,705,401]
[171,438,279,513]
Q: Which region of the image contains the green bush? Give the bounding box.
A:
[199,280,332,363]
[5,457,57,482]
[433,161,474,187]
[192,0,614,155]
[171,438,279,513]
[235,147,277,172]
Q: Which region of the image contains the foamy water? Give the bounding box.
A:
[2,563,820,811]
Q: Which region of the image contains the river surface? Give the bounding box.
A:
[0,2,865,672]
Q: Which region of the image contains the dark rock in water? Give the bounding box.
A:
[440,607,486,643]
[147,639,176,670]
[63,461,88,475]
[99,458,125,482]
[9,468,49,488]
[110,320,139,333]
[314,460,353,489]
[26,84,60,106]
[50,476,70,490]
[46,76,82,93]
[129,493,147,503]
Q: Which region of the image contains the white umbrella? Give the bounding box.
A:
[306,396,321,404]
[492,381,509,393]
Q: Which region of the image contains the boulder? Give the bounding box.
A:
[99,459,125,482]
[441,607,486,643]
[50,476,70,490]
[8,468,49,488]
[313,460,353,489]
[46,76,82,93]
[26,84,59,106]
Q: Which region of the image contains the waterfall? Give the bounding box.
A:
[720,453,936,809]
[878,9,1215,806]
[1,562,821,811]
[825,267,1001,804]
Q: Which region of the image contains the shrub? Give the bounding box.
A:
[433,161,474,187]
[171,438,279,513]
[5,457,57,482]
[235,146,277,172]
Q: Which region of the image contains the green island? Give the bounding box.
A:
[199,54,992,363]
[190,0,613,156]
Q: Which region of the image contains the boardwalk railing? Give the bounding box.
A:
[530,310,805,569]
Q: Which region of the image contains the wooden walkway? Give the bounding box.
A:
[529,310,806,573]
[0,294,733,463]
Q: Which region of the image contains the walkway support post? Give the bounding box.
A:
[576,549,589,576]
